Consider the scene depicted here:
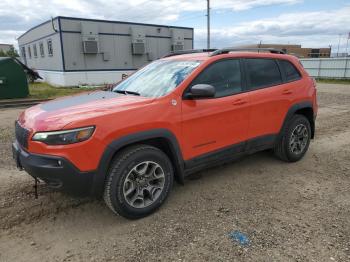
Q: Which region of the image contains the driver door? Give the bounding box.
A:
[181,59,250,161]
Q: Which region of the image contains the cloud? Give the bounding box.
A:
[0,0,300,45]
[0,30,24,45]
[194,7,350,52]
[0,0,349,54]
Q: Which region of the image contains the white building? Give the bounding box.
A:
[17,16,194,86]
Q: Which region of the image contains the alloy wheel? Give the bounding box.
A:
[122,161,165,208]
[289,124,309,155]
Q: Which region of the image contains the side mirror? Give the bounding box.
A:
[185,84,215,99]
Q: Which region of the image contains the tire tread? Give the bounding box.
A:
[274,114,311,162]
[103,144,171,218]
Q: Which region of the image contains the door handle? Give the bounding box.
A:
[282,89,293,95]
[232,99,247,106]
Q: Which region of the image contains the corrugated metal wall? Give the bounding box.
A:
[300,58,350,78]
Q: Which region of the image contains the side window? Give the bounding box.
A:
[21,46,26,58]
[47,39,53,56]
[190,59,242,98]
[33,44,38,58]
[27,46,31,59]
[39,42,45,57]
[279,60,301,82]
[245,58,282,90]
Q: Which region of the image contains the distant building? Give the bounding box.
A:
[243,44,331,58]
[0,44,13,53]
[17,16,194,86]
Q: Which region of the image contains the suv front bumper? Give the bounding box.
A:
[12,141,95,196]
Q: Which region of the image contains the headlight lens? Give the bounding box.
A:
[32,126,95,145]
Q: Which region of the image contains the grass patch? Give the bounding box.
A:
[316,78,350,85]
[29,82,96,99]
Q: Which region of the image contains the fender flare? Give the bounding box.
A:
[279,101,315,139]
[91,128,185,197]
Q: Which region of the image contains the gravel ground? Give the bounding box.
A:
[0,83,349,262]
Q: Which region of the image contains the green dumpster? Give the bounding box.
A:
[0,57,29,99]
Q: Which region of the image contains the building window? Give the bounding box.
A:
[39,42,45,57]
[27,46,32,59]
[33,44,38,58]
[47,39,53,56]
[21,46,26,58]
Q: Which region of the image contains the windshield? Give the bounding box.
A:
[112,60,201,97]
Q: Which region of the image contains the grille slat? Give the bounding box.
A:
[15,121,30,149]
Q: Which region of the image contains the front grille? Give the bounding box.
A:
[15,121,30,149]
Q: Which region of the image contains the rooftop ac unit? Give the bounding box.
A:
[131,28,146,55]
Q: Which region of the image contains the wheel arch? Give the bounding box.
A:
[91,128,185,197]
[280,101,315,139]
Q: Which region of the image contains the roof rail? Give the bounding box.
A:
[210,48,285,56]
[162,49,218,58]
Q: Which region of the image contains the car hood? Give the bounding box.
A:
[18,91,154,131]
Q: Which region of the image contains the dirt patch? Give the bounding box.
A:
[0,84,349,261]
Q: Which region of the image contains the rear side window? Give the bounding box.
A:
[190,59,242,98]
[279,60,301,82]
[245,58,282,90]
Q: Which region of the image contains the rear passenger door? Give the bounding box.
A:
[243,58,293,146]
[181,59,250,160]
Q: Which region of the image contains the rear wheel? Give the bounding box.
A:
[274,114,311,162]
[104,145,174,219]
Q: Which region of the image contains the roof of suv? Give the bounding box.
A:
[162,49,300,63]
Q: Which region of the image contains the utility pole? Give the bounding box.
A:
[346,32,350,56]
[337,34,341,57]
[207,0,210,49]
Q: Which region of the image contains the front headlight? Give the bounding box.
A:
[32,126,95,145]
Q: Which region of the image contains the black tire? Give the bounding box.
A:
[104,144,174,219]
[274,114,311,162]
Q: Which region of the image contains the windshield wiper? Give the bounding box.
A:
[114,90,140,96]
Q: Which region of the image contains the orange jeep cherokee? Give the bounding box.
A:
[13,48,318,219]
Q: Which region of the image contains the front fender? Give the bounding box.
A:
[91,128,184,197]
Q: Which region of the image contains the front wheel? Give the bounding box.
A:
[104,145,174,219]
[274,114,311,162]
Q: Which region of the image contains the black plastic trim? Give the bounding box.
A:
[184,134,277,175]
[92,128,185,197]
[279,101,315,139]
[12,142,95,196]
[210,48,285,56]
